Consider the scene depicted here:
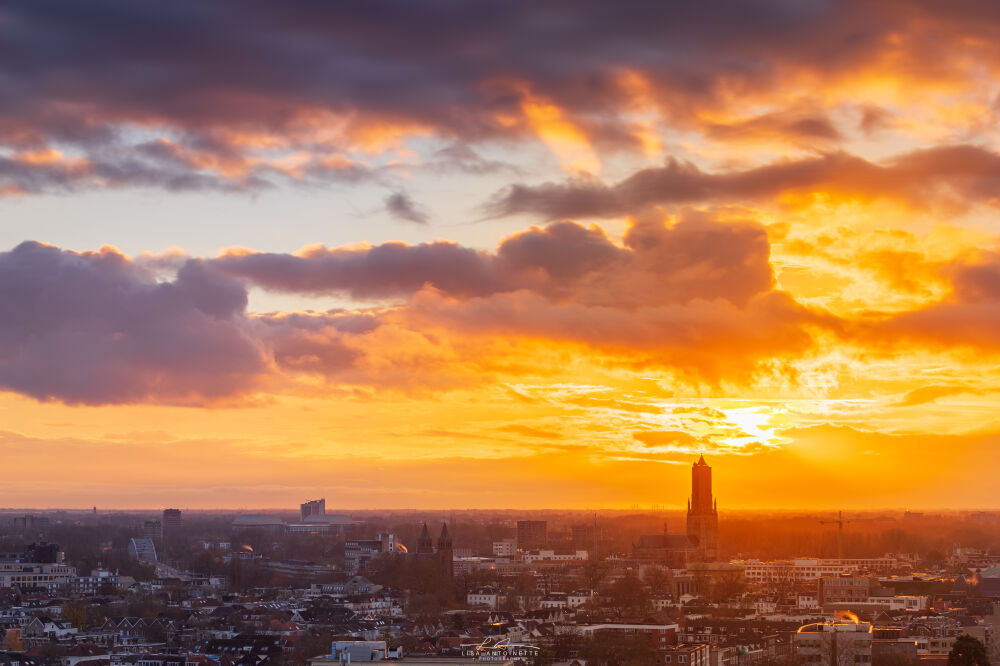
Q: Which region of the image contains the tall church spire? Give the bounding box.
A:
[686,455,719,562]
[416,522,434,555]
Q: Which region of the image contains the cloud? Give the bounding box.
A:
[894,385,983,407]
[861,249,1000,351]
[0,214,830,404]
[384,191,430,224]
[487,145,1000,219]
[215,241,502,300]
[496,424,564,440]
[7,2,1000,192]
[633,430,700,448]
[218,213,775,308]
[28,214,1000,407]
[0,242,270,404]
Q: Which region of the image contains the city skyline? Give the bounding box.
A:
[5,2,1000,510]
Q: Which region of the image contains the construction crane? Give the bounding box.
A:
[819,510,852,560]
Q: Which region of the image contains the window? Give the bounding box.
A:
[664,657,671,663]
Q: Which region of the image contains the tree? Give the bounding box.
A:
[609,571,648,616]
[711,571,746,602]
[4,629,23,651]
[407,593,443,623]
[61,600,88,630]
[948,635,989,666]
[582,560,612,591]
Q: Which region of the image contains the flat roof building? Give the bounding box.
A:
[794,620,873,666]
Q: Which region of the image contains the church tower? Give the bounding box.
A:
[686,455,719,561]
[416,522,435,555]
[437,522,453,580]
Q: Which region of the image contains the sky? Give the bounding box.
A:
[4,0,1000,510]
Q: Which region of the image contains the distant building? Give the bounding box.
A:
[686,455,718,561]
[633,523,698,568]
[467,586,504,609]
[231,510,357,535]
[0,560,77,591]
[162,509,182,529]
[659,643,709,666]
[522,549,588,564]
[300,498,326,522]
[416,523,435,555]
[287,512,357,535]
[437,522,454,579]
[738,557,904,584]
[794,620,873,666]
[819,577,871,606]
[323,641,400,662]
[71,568,119,596]
[0,541,63,564]
[493,538,516,557]
[517,520,547,549]
[128,537,158,562]
[9,515,49,531]
[142,519,162,541]
[232,514,286,533]
[410,522,455,579]
[345,533,398,574]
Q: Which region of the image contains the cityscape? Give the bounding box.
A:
[5,2,1000,666]
[4,458,1000,666]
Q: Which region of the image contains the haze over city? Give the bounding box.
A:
[10,5,1000,666]
[4,1,1000,512]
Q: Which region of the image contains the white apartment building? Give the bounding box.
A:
[467,587,504,609]
[738,557,902,584]
[0,562,77,592]
[522,549,588,564]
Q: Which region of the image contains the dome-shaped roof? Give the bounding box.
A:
[303,513,355,524]
[232,514,285,526]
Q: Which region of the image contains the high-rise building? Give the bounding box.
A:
[686,455,718,561]
[162,508,182,529]
[142,519,162,542]
[300,498,326,522]
[516,520,547,549]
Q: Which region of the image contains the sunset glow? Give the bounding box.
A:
[3,1,1000,511]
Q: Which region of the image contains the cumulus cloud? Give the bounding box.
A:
[16,213,1000,406]
[0,242,269,404]
[487,145,1000,219]
[0,214,829,403]
[216,214,819,380]
[853,249,1000,352]
[6,1,1000,193]
[217,214,775,308]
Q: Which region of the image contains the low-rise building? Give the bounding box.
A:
[794,620,873,666]
[658,643,709,666]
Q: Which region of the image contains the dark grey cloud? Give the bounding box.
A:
[215,215,774,308]
[0,242,267,404]
[487,145,1000,219]
[384,191,429,224]
[3,0,999,193]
